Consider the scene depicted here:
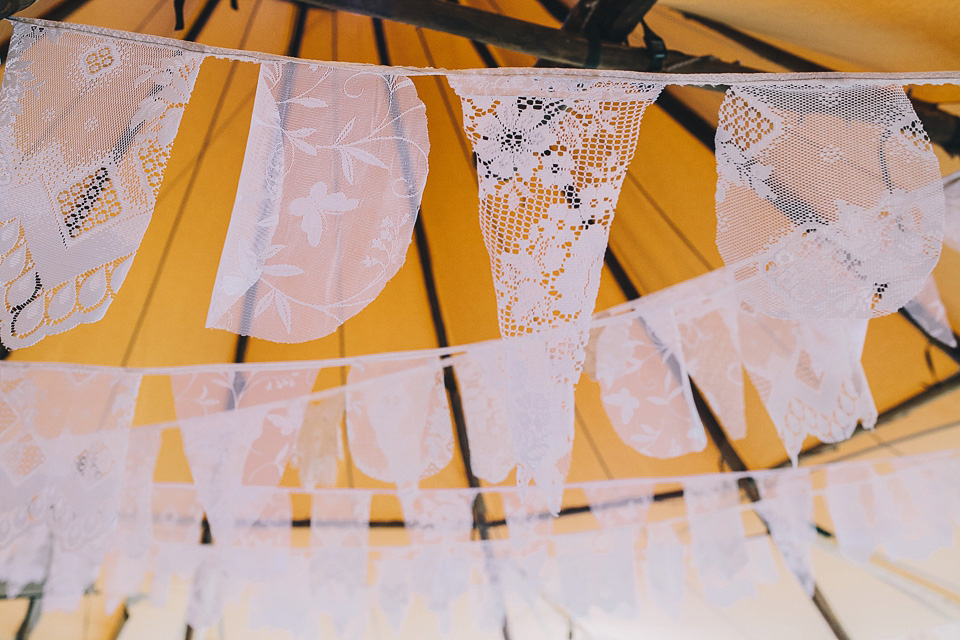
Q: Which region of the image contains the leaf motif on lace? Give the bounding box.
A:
[716,83,945,318]
[449,77,662,504]
[207,61,429,342]
[345,358,453,488]
[0,23,202,348]
[592,310,707,458]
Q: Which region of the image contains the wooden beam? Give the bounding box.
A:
[293,0,747,72]
[0,0,35,20]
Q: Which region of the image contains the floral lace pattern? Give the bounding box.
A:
[0,23,202,348]
[592,310,707,458]
[449,77,662,504]
[206,61,429,342]
[716,84,945,318]
[738,303,876,463]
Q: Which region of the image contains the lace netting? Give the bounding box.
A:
[0,23,202,348]
[715,83,945,318]
[345,358,453,489]
[449,76,662,505]
[206,61,429,343]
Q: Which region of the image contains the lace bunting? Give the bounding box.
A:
[0,22,202,348]
[206,61,429,342]
[449,76,663,507]
[716,83,945,318]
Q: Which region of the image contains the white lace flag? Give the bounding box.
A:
[903,275,957,348]
[453,344,514,484]
[826,463,895,563]
[148,485,204,607]
[643,521,686,618]
[0,23,202,348]
[584,481,654,528]
[207,61,429,342]
[310,491,371,637]
[101,427,162,610]
[377,548,413,632]
[738,305,877,463]
[449,76,662,502]
[172,367,314,544]
[0,366,141,609]
[592,309,707,458]
[171,366,319,416]
[756,469,815,595]
[402,490,476,632]
[670,269,747,440]
[294,391,346,487]
[943,169,960,252]
[883,458,955,561]
[716,83,945,318]
[345,358,452,489]
[554,529,638,619]
[684,476,755,606]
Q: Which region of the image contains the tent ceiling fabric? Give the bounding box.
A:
[2,0,960,638]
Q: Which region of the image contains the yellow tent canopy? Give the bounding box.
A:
[1,0,960,638]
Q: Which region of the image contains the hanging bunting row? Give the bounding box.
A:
[0,261,918,512]
[0,260,952,512]
[1,371,956,634]
[0,18,956,352]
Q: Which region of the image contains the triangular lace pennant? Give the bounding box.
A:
[643,521,685,618]
[101,427,162,610]
[684,476,755,606]
[207,61,429,342]
[0,366,141,609]
[826,462,895,564]
[173,368,310,545]
[738,305,877,463]
[671,268,747,440]
[449,76,663,501]
[294,390,345,488]
[345,357,452,489]
[554,529,639,619]
[756,468,815,595]
[453,344,514,484]
[0,23,203,347]
[310,491,371,637]
[592,308,707,458]
[716,83,944,318]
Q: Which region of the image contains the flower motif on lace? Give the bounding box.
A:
[289,181,359,247]
[604,387,641,423]
[716,137,776,204]
[471,97,566,182]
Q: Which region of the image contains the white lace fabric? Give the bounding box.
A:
[0,367,141,607]
[0,22,202,348]
[449,76,662,504]
[716,83,945,318]
[345,357,453,489]
[737,304,876,462]
[206,61,429,342]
